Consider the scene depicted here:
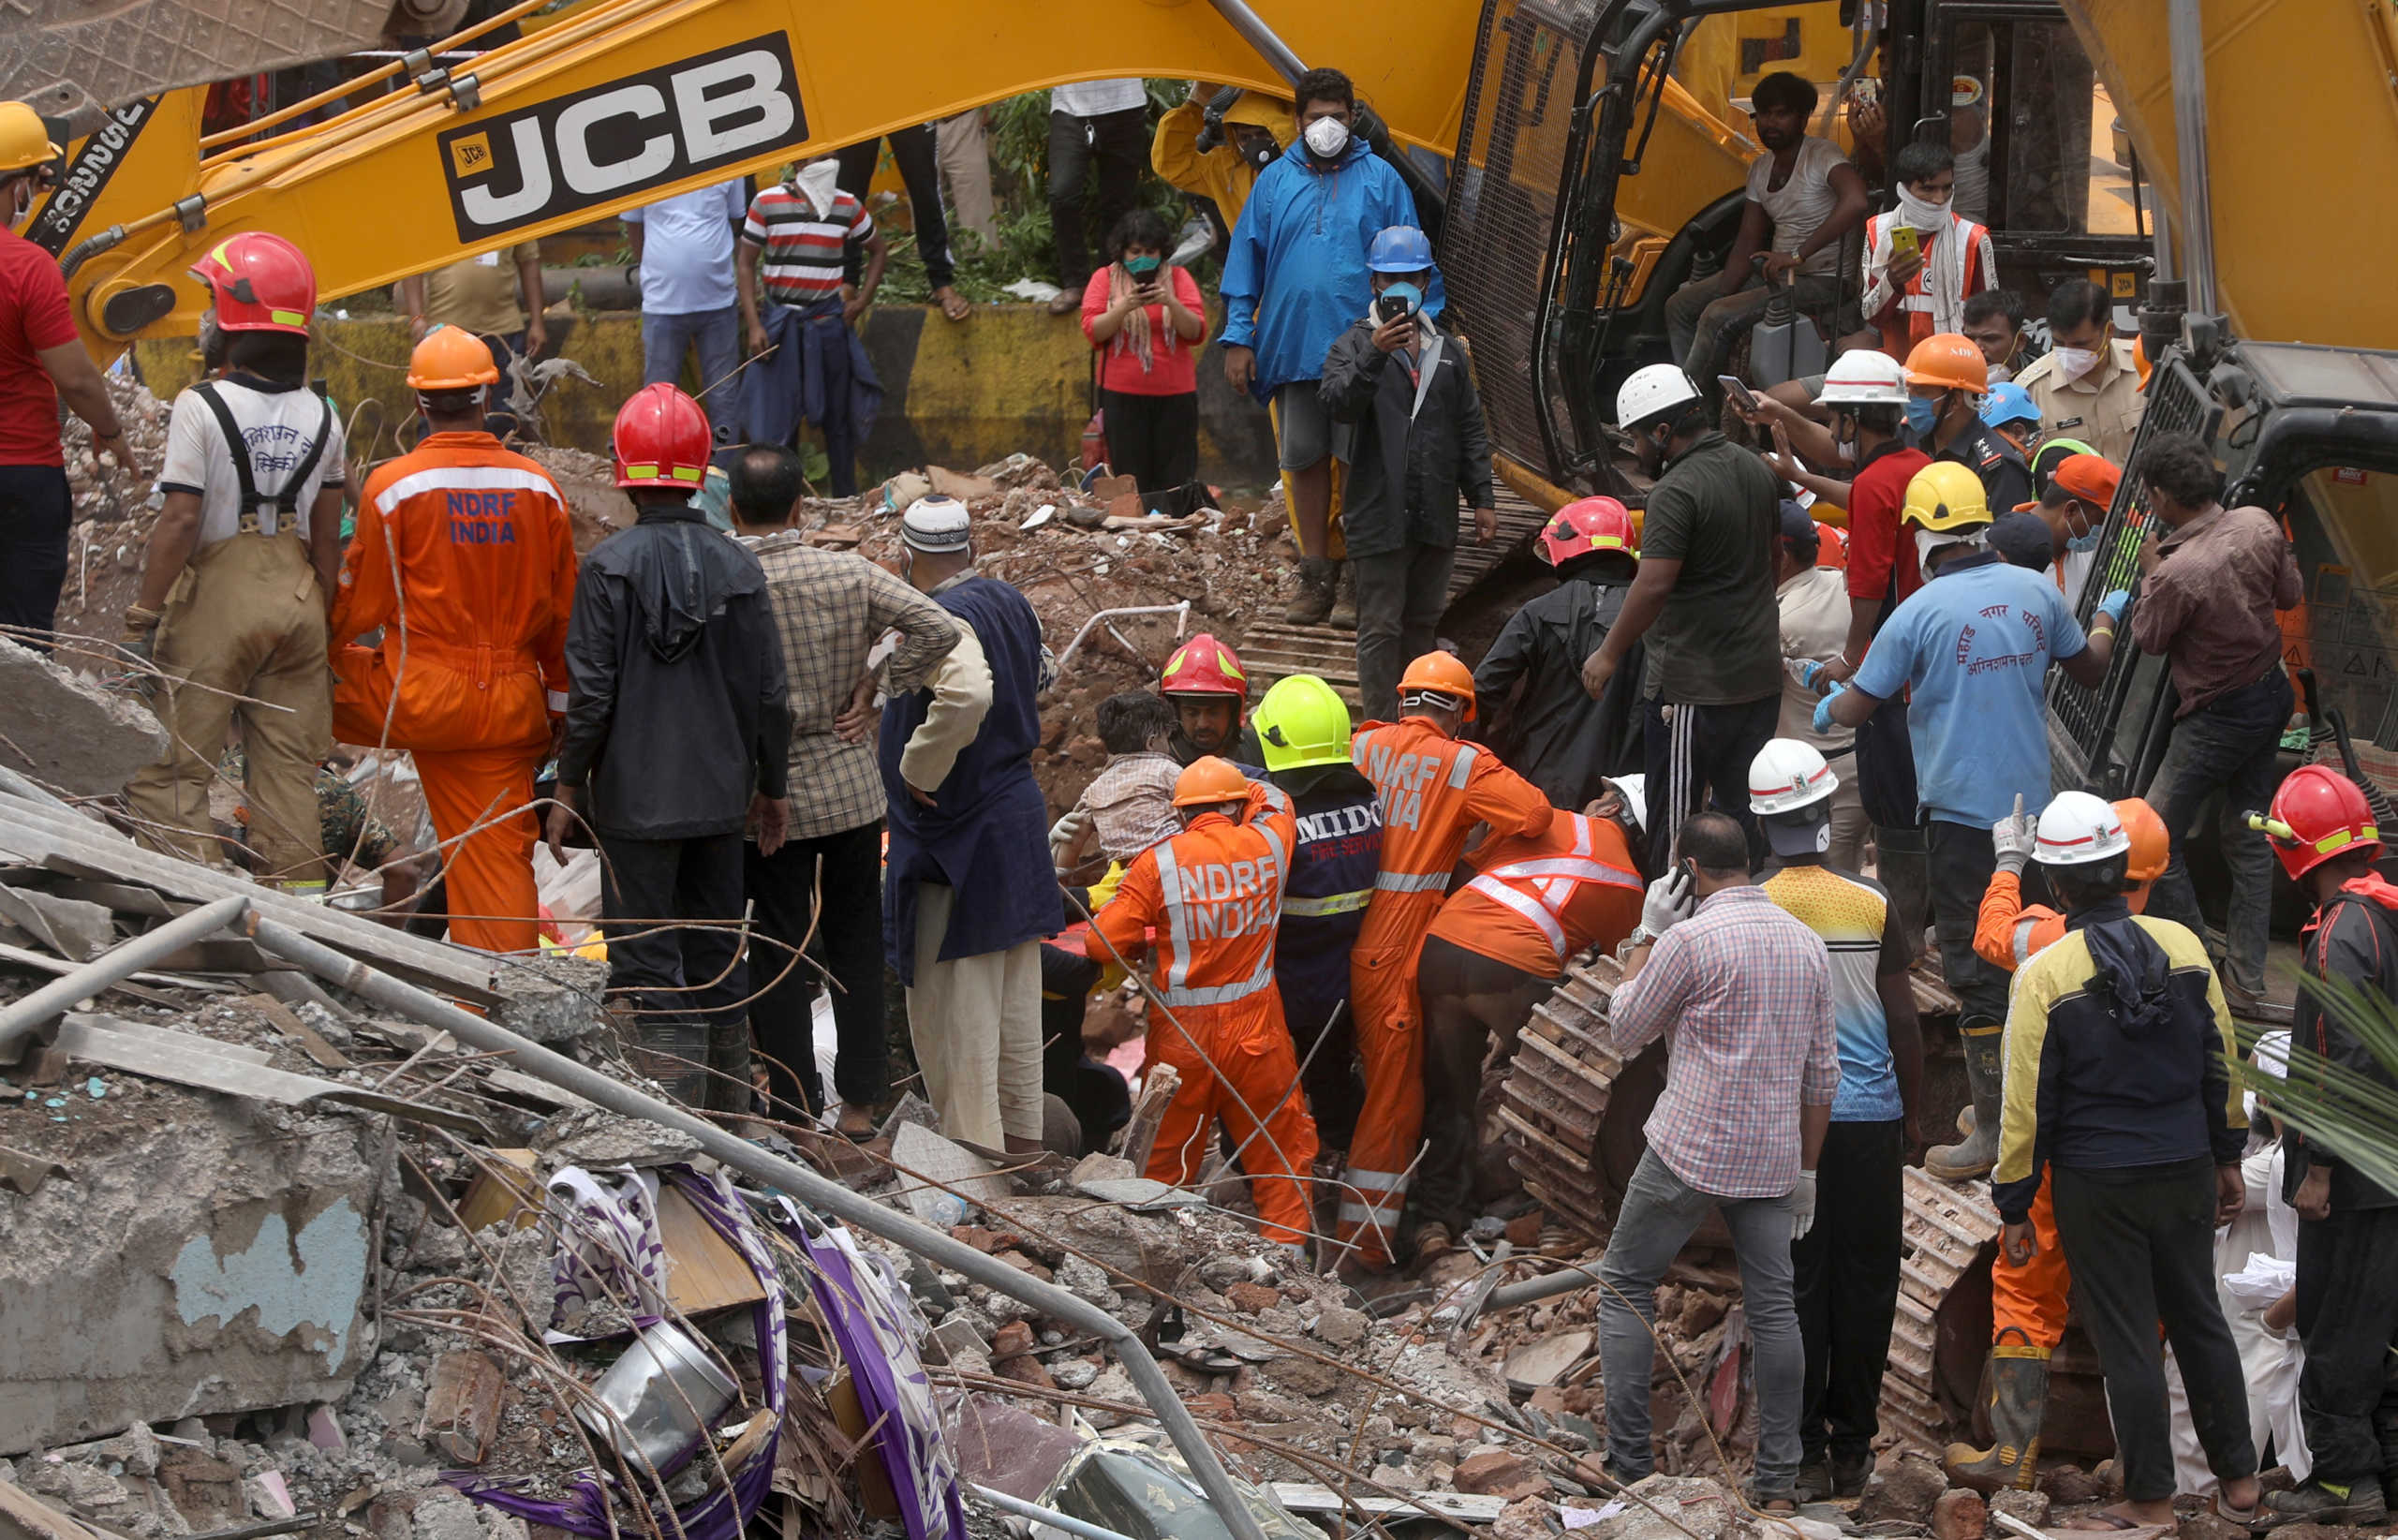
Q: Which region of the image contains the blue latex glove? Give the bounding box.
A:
[1813,682,1847,735]
[2098,588,2131,624]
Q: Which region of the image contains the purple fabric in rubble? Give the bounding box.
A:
[451,1169,787,1540]
[773,1208,965,1540]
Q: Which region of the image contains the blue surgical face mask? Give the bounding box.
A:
[1379,281,1423,315]
[1122,254,1161,275]
[2065,508,2102,552]
[1905,396,1941,436]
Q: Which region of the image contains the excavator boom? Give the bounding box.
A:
[37,0,1486,362]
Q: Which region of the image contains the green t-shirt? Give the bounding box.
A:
[1637,432,1784,705]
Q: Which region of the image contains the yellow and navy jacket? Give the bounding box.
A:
[1992,908,2246,1223]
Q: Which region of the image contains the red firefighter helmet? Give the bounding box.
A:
[1161,633,1248,702]
[188,231,316,335]
[1538,496,1638,570]
[611,383,713,490]
[2252,763,2382,881]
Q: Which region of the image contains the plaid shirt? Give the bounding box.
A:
[1608,883,1841,1197]
[745,533,960,839]
[1074,750,1183,862]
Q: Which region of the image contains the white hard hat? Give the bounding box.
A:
[1817,348,1910,407]
[1616,363,1702,431]
[1749,738,1838,816]
[902,494,972,553]
[1607,774,1648,838]
[2034,791,2130,866]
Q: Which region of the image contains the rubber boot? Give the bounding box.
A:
[1957,1104,1977,1137]
[2262,1479,2389,1527]
[1284,557,1337,626]
[1944,1349,2050,1493]
[1927,1023,2003,1181]
[1327,561,1358,631]
[704,1017,754,1117]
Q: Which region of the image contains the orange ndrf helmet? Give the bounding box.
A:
[2252,763,2382,881]
[611,382,712,490]
[407,325,501,391]
[1172,755,1251,808]
[1539,496,1638,570]
[1903,332,1990,394]
[1398,649,1477,722]
[2112,797,2169,883]
[1161,633,1248,701]
[190,231,316,335]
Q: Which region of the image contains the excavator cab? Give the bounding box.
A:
[2050,334,2398,804]
[1440,0,2154,493]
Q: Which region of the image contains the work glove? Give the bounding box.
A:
[1811,681,1847,736]
[2098,588,2131,625]
[1789,1169,1819,1241]
[1630,865,1695,947]
[1992,792,2039,878]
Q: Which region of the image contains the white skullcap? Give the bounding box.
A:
[902,495,972,553]
[2245,1029,2292,1125]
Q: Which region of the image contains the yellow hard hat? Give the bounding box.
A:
[1901,461,1992,533]
[0,103,63,176]
[1253,674,1354,773]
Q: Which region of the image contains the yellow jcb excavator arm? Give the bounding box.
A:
[41,0,1499,363]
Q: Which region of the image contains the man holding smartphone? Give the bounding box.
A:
[1318,227,1494,720]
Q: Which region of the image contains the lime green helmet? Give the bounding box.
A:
[1253,674,1354,773]
[2031,437,2097,500]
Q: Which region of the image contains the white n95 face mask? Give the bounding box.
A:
[2052,344,2102,380]
[1302,117,1351,159]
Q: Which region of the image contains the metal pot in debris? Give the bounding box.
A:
[575,1320,739,1470]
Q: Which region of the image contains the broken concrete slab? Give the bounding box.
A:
[489,955,606,1044]
[890,1121,1009,1225]
[0,1088,384,1456]
[423,1350,504,1465]
[0,638,168,797]
[1502,1329,1592,1389]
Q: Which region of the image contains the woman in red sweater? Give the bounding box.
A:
[1081,209,1207,496]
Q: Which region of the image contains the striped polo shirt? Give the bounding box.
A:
[739,182,874,304]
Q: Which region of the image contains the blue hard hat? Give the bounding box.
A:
[1367,226,1434,273]
[1980,381,2040,428]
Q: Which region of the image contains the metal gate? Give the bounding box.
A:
[1442,0,1607,480]
[2045,349,2222,792]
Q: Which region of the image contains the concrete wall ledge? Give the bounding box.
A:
[135,304,1278,489]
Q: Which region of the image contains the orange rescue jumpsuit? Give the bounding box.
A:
[1085,782,1320,1241]
[1343,717,1553,1264]
[331,434,580,955]
[1427,812,1646,976]
[1971,869,2155,1354]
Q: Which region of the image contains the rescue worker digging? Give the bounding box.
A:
[1253,673,1381,1155]
[331,327,579,953]
[1344,650,1552,1275]
[1414,781,1644,1275]
[1084,756,1320,1251]
[124,232,345,893]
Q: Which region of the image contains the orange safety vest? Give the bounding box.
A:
[1087,784,1297,1023]
[1350,716,1554,953]
[1431,812,1644,975]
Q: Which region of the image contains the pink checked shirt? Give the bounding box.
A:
[1607,883,1841,1197]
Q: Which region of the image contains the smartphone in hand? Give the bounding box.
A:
[1716,374,1762,415]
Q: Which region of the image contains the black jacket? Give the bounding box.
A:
[2294,882,2398,1209]
[1318,316,1494,558]
[1474,575,1645,810]
[558,508,792,840]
